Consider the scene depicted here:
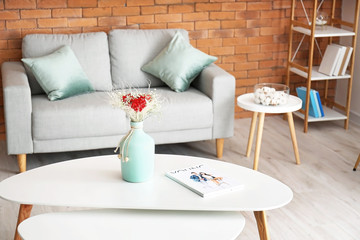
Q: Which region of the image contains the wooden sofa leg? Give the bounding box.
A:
[17,154,26,173]
[216,138,224,159]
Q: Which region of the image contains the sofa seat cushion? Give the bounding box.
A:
[32,92,128,141]
[32,87,213,141]
[109,29,189,89]
[143,87,213,133]
[23,32,112,94]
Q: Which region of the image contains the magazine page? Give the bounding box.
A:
[166,164,243,198]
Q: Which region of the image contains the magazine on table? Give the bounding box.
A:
[165,164,244,198]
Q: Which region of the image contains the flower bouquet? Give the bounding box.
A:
[109,88,162,183]
[109,89,161,122]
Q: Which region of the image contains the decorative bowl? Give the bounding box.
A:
[316,11,329,26]
[254,83,289,106]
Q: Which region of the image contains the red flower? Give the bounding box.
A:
[110,90,161,122]
[145,94,152,101]
[130,96,147,112]
[119,93,154,112]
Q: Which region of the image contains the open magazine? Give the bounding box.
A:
[166,164,244,198]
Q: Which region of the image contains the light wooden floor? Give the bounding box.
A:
[0,116,359,240]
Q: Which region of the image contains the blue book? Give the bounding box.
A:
[311,90,322,118]
[296,87,319,118]
[315,90,324,117]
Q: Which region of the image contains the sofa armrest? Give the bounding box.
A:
[193,64,235,139]
[2,62,33,154]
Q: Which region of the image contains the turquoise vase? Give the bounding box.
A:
[118,121,154,183]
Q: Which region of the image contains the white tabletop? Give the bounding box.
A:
[18,209,245,240]
[0,154,293,211]
[237,93,302,113]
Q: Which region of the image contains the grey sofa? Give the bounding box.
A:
[1,29,235,173]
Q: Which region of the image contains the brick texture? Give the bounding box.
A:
[0,0,343,139]
[37,0,67,9]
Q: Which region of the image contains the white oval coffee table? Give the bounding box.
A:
[0,154,293,240]
[18,209,245,240]
[237,93,302,170]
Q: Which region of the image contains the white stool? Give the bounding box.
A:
[237,93,302,170]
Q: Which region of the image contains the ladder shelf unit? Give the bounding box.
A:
[286,0,360,132]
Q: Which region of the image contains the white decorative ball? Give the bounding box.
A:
[253,84,289,106]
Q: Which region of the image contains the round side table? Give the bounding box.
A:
[237,93,302,170]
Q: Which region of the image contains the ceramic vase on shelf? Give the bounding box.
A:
[118,121,154,183]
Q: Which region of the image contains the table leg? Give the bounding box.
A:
[14,204,33,240]
[246,112,258,157]
[286,112,301,165]
[253,112,265,171]
[254,211,270,240]
[353,154,360,171]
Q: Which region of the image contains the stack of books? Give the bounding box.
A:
[318,44,353,76]
[296,87,324,118]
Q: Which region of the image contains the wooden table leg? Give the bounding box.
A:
[14,204,33,240]
[353,154,360,171]
[286,112,301,165]
[253,112,265,171]
[254,211,270,240]
[246,112,258,157]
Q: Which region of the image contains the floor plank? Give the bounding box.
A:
[0,116,359,240]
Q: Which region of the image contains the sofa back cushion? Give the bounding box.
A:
[22,32,112,94]
[108,29,189,89]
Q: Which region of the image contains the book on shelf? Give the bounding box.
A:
[331,44,347,76]
[339,46,353,76]
[318,44,353,76]
[312,90,321,117]
[314,90,324,117]
[311,89,324,117]
[296,87,321,118]
[318,44,343,76]
[165,164,244,198]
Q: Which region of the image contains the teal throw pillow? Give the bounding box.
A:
[141,32,217,92]
[22,45,94,101]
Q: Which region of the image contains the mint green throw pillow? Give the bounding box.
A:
[141,32,217,92]
[22,45,94,101]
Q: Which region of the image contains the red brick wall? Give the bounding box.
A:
[0,0,341,140]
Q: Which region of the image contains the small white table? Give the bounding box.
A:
[237,93,302,170]
[0,154,293,240]
[18,209,245,240]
